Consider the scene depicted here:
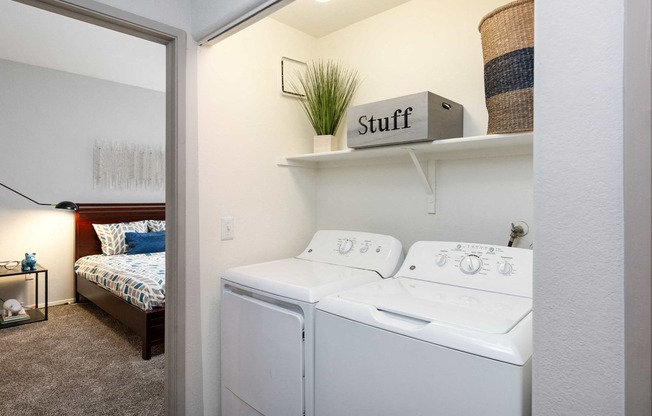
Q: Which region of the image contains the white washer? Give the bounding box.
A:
[315,241,533,416]
[220,230,404,416]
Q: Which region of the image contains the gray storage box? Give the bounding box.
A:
[347,91,463,149]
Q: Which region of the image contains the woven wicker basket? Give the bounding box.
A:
[479,0,534,134]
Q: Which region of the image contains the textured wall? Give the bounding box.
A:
[533,0,625,414]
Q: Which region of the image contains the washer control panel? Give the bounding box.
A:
[397,241,532,298]
[296,230,404,278]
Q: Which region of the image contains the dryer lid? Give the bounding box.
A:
[222,258,382,303]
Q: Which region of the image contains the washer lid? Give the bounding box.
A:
[222,258,382,303]
[330,277,531,334]
[317,277,532,365]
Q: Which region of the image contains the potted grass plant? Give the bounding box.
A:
[293,60,361,153]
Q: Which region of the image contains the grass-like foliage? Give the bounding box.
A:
[294,60,361,136]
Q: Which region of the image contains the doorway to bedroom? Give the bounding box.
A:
[0,0,185,413]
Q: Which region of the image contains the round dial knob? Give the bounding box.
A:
[435,254,447,266]
[497,261,513,275]
[459,254,483,275]
[338,239,354,254]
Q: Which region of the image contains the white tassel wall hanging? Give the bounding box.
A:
[93,141,165,190]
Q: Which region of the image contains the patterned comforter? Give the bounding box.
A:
[74,252,165,311]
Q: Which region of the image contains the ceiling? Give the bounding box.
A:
[0,1,165,92]
[0,0,411,89]
[271,0,413,38]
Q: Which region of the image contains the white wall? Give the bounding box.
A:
[318,0,503,141]
[0,58,165,306]
[316,155,533,250]
[196,17,318,414]
[534,0,626,414]
[313,0,532,249]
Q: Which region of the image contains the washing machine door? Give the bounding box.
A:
[222,290,305,416]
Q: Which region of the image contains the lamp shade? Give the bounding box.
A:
[0,182,77,211]
[54,201,78,211]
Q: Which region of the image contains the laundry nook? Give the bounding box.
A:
[1,0,646,415]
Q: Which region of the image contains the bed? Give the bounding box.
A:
[74,203,166,360]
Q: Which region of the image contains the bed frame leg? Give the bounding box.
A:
[142,340,152,360]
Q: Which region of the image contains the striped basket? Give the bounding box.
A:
[479,0,534,134]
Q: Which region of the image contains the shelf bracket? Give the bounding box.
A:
[406,149,434,195]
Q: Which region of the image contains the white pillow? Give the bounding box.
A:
[92,220,148,255]
[148,220,166,232]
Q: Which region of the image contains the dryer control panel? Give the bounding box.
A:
[396,241,532,298]
[296,230,404,278]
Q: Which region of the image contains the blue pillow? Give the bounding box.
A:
[125,231,165,254]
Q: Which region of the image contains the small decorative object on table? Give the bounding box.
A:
[478,0,534,134]
[21,252,37,271]
[0,263,48,327]
[1,298,29,324]
[3,298,22,317]
[292,60,361,153]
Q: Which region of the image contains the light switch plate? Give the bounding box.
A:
[221,216,234,240]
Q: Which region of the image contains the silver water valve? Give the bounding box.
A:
[508,221,529,247]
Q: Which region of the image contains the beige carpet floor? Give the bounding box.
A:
[0,303,164,415]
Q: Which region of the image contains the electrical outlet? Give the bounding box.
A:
[221,217,234,240]
[25,273,34,281]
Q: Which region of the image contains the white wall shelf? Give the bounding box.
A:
[276,132,533,168]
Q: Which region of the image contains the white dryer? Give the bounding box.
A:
[315,241,533,416]
[220,230,404,416]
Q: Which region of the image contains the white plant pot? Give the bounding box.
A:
[313,135,337,153]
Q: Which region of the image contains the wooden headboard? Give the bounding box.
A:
[75,203,165,260]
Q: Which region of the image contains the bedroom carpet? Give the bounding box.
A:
[0,303,164,415]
